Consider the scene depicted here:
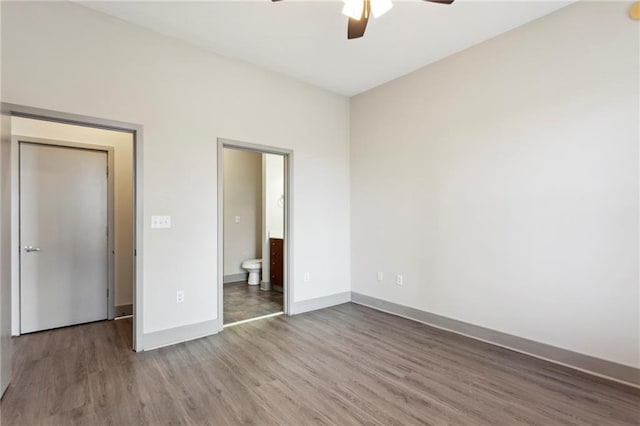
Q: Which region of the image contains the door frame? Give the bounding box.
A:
[1,103,143,351]
[16,138,116,328]
[217,138,293,328]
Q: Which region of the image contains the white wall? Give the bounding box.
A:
[1,1,351,335]
[265,154,285,238]
[351,1,639,368]
[223,148,262,276]
[262,153,285,283]
[10,117,134,322]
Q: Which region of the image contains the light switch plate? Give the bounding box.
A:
[151,215,171,229]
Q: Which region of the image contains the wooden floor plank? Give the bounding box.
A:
[223,281,283,324]
[1,303,638,425]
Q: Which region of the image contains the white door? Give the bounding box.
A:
[20,143,108,334]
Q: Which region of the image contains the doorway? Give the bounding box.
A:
[217,139,292,326]
[8,111,139,349]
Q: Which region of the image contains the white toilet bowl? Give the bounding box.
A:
[241,259,262,285]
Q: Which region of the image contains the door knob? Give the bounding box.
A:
[24,246,41,253]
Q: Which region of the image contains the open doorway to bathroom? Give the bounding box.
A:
[220,143,289,325]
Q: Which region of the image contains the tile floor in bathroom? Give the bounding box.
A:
[223,281,284,324]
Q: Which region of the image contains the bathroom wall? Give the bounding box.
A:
[262,154,285,285]
[223,148,263,278]
[10,117,135,330]
[265,154,285,238]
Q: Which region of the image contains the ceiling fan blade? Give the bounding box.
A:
[348,0,370,39]
[423,0,454,4]
[347,16,368,39]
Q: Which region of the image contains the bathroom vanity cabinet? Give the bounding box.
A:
[270,237,284,290]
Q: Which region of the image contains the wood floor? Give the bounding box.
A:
[223,281,283,324]
[1,303,639,425]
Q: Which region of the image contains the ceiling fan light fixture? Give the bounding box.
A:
[630,1,640,19]
[370,0,393,18]
[342,0,365,20]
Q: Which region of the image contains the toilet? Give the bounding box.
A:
[241,259,262,285]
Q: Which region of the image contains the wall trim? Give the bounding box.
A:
[292,292,351,315]
[2,103,144,353]
[351,292,640,388]
[114,304,133,317]
[223,273,248,284]
[218,138,294,330]
[142,320,221,351]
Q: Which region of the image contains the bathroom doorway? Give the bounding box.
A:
[218,139,292,326]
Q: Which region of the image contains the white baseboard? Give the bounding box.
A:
[224,273,248,283]
[292,292,351,315]
[351,292,639,388]
[114,304,133,317]
[142,320,221,351]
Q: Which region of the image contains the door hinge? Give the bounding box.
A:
[106,165,109,176]
[107,288,109,298]
[134,249,137,256]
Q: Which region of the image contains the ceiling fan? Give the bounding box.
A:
[272,0,455,40]
[631,1,640,19]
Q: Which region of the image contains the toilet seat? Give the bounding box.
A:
[241,259,262,269]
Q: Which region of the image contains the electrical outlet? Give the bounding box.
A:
[304,272,311,283]
[396,275,403,285]
[176,290,184,303]
[377,272,384,281]
[235,215,241,224]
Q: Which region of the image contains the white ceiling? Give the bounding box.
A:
[79,0,574,96]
